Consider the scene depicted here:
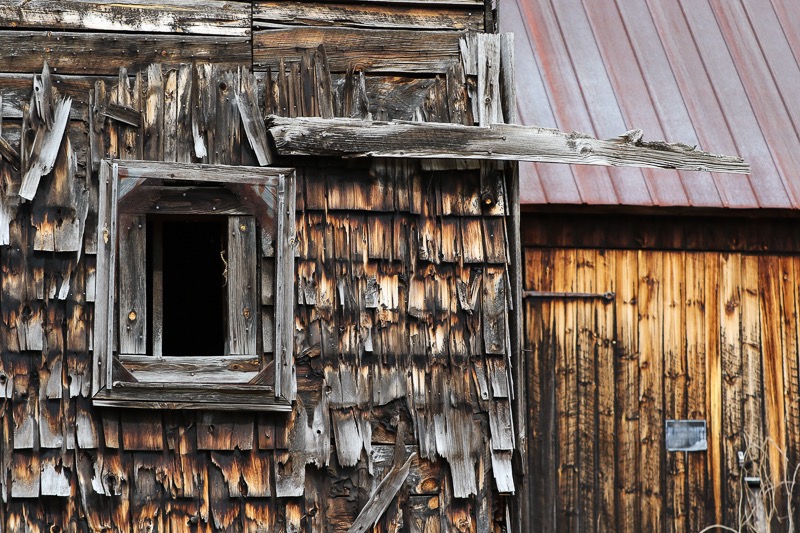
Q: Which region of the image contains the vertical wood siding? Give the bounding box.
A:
[525,247,800,532]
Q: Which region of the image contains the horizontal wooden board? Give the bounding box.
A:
[253,27,462,74]
[253,2,482,31]
[0,0,251,36]
[93,383,292,411]
[0,31,250,76]
[116,160,293,185]
[268,117,751,173]
[119,355,259,383]
[119,185,254,215]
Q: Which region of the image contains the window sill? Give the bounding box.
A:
[92,382,292,412]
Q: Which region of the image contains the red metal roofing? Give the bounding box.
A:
[502,0,800,209]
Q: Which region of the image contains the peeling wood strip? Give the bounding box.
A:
[19,95,72,200]
[267,117,750,174]
[236,69,274,166]
[349,453,415,533]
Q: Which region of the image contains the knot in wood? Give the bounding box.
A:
[128,310,137,322]
[243,307,251,319]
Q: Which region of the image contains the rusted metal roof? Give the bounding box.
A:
[502,0,800,209]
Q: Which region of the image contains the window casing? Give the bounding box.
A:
[91,160,295,411]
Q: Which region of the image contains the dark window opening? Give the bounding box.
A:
[148,217,226,356]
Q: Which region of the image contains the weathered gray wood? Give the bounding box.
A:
[0,0,251,36]
[274,172,297,400]
[119,355,259,384]
[92,384,291,412]
[117,214,147,355]
[114,159,292,185]
[253,2,482,31]
[349,453,415,533]
[143,64,164,161]
[148,218,163,359]
[314,46,335,120]
[254,28,462,74]
[0,136,20,170]
[499,33,517,125]
[227,216,258,356]
[19,95,72,200]
[92,160,118,395]
[236,69,274,166]
[267,117,751,173]
[477,33,502,127]
[0,31,250,76]
[162,68,178,162]
[119,185,253,215]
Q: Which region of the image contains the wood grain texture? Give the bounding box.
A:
[268,117,751,173]
[227,216,258,356]
[254,27,462,74]
[254,2,482,31]
[0,31,250,76]
[0,0,251,36]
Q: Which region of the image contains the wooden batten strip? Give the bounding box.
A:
[268,117,751,174]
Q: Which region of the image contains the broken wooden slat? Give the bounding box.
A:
[114,159,292,185]
[267,117,751,173]
[0,0,251,36]
[19,95,72,200]
[236,69,274,166]
[349,453,415,533]
[254,27,462,74]
[100,102,141,128]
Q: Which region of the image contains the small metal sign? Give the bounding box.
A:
[665,420,707,452]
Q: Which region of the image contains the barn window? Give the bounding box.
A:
[91,160,295,411]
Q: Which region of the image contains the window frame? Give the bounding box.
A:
[91,159,296,411]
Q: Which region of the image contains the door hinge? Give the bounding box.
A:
[522,290,615,301]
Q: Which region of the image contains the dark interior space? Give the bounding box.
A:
[150,217,226,356]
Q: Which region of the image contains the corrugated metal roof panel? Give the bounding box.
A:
[504,0,800,209]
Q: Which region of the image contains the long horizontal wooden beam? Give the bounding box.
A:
[267,116,750,174]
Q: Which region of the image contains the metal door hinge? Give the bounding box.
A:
[522,290,615,301]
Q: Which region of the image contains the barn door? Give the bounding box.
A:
[524,249,617,533]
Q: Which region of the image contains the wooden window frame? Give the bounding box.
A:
[91,160,296,412]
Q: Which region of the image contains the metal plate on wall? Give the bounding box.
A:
[665,420,707,452]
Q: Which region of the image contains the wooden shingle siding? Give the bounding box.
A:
[0,13,521,527]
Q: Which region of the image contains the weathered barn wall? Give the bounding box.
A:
[523,215,800,532]
[0,1,524,531]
